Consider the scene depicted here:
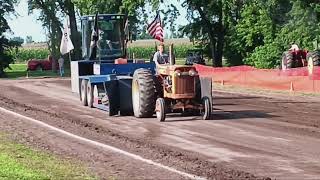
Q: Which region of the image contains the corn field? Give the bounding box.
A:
[128,44,195,59]
[9,48,50,63]
[10,37,194,63]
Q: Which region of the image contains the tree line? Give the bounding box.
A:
[1,0,320,77]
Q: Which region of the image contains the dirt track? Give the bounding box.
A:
[1,78,320,179]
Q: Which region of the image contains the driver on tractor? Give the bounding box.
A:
[289,42,299,51]
[153,43,169,66]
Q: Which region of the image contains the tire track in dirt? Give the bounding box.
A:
[0,106,204,180]
[3,78,320,179]
[0,81,267,180]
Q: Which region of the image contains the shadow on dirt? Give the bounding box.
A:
[212,110,277,121]
[268,101,315,104]
[164,109,277,122]
[213,103,237,106]
[214,96,261,100]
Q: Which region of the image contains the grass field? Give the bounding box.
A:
[0,133,95,180]
[4,64,70,79]
[3,59,212,79]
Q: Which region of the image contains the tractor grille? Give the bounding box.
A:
[175,76,195,94]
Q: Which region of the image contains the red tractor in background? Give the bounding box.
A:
[281,43,320,70]
[27,55,58,71]
[281,49,308,70]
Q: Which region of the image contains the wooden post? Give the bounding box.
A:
[133,53,135,63]
[290,81,294,93]
[221,80,224,86]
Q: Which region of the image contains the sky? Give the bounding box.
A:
[7,0,188,43]
[7,0,47,42]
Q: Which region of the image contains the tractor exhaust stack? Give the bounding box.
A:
[169,43,175,65]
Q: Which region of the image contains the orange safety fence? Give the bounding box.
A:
[195,64,320,93]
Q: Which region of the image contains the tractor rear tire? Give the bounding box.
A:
[80,79,88,106]
[87,81,94,108]
[307,51,320,67]
[132,68,156,118]
[202,97,212,120]
[281,51,294,70]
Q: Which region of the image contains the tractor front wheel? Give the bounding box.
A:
[202,97,212,120]
[307,51,320,66]
[156,98,166,122]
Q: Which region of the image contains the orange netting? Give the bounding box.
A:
[195,64,320,93]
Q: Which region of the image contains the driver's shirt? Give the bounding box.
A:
[290,44,299,51]
[153,51,169,64]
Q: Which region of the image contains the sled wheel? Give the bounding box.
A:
[80,79,88,106]
[202,97,212,120]
[156,98,166,122]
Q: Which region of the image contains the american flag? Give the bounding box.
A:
[147,13,164,42]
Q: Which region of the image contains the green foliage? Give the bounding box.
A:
[177,0,320,68]
[11,36,24,45]
[277,0,320,51]
[23,0,320,69]
[28,0,66,59]
[72,0,122,15]
[223,0,320,68]
[245,42,283,69]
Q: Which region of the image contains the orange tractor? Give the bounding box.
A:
[131,44,212,122]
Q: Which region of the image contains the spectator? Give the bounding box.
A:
[58,56,64,77]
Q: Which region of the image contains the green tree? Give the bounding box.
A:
[277,0,320,50]
[0,0,16,77]
[233,0,320,68]
[28,0,63,60]
[58,0,81,60]
[179,0,243,67]
[72,0,150,43]
[225,0,292,68]
[28,0,82,61]
[11,36,24,45]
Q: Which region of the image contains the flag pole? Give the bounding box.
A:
[69,52,72,62]
[68,16,72,62]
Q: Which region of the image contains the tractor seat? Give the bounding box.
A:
[115,58,128,64]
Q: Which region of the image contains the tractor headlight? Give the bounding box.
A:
[189,69,198,76]
[174,70,182,77]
